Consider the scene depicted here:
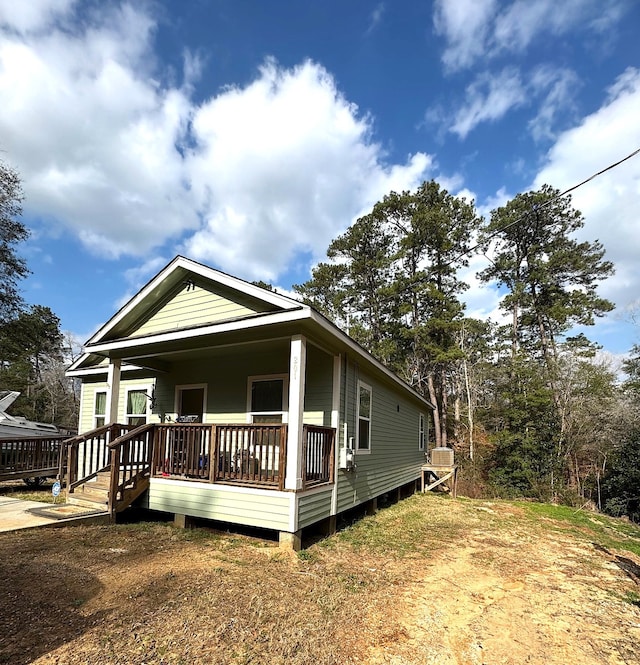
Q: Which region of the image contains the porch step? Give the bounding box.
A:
[90,472,112,490]
[69,479,110,509]
[67,493,108,509]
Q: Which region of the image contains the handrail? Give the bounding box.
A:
[65,421,336,515]
[107,422,156,449]
[65,423,132,491]
[106,423,155,516]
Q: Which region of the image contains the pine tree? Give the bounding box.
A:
[0,160,30,322]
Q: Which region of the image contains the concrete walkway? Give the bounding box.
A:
[0,496,109,532]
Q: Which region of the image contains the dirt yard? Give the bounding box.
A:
[0,492,638,664]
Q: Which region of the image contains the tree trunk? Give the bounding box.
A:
[440,366,448,448]
[427,373,441,449]
[463,355,474,460]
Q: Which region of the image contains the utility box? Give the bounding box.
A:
[430,447,454,466]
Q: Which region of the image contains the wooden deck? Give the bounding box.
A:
[0,435,66,484]
[63,422,336,517]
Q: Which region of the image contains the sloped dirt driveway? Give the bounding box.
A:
[0,494,638,664]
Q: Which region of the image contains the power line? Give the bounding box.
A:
[460,146,640,263]
[314,146,640,309]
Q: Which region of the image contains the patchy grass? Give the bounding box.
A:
[623,591,640,608]
[0,479,60,503]
[325,494,466,556]
[1,493,639,664]
[512,500,640,557]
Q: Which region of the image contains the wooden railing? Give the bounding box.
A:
[63,422,335,511]
[64,423,134,490]
[0,435,66,482]
[151,423,334,489]
[107,424,155,515]
[302,425,335,487]
[151,423,212,479]
[152,423,288,490]
[215,424,287,488]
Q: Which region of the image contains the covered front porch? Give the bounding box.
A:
[64,420,336,516]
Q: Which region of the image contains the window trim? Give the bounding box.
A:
[174,383,208,423]
[94,390,107,429]
[246,374,289,424]
[356,380,372,454]
[125,384,152,426]
[419,412,426,451]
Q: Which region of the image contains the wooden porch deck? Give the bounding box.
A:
[62,422,336,517]
[0,435,67,485]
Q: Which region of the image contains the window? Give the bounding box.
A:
[249,376,287,423]
[94,391,106,428]
[177,385,205,422]
[356,382,372,452]
[419,413,426,451]
[126,389,148,426]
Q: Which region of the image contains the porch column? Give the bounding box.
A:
[106,358,122,424]
[330,354,341,517]
[285,335,306,490]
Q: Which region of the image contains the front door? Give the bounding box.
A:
[177,386,205,423]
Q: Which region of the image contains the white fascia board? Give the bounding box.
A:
[66,352,92,373]
[150,476,290,498]
[309,310,435,410]
[66,362,144,378]
[87,256,301,346]
[84,308,312,355]
[183,258,302,311]
[87,258,181,345]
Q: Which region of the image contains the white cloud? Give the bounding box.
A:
[0,4,432,284]
[433,0,497,72]
[442,64,581,140]
[181,59,432,281]
[459,253,506,324]
[528,66,581,141]
[477,186,512,219]
[434,0,628,72]
[450,68,526,138]
[0,3,195,258]
[365,3,385,36]
[534,67,640,315]
[0,0,77,34]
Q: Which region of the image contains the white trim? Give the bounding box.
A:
[419,412,426,451]
[93,389,107,429]
[78,381,86,433]
[174,383,208,422]
[70,258,433,414]
[66,359,147,376]
[331,354,341,517]
[84,308,310,354]
[290,494,298,532]
[285,335,306,490]
[356,380,372,455]
[106,359,121,423]
[124,383,153,425]
[308,309,434,410]
[246,374,289,424]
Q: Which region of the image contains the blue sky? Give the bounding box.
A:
[1,0,639,362]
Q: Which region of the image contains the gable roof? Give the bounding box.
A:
[86,255,304,345]
[67,256,434,409]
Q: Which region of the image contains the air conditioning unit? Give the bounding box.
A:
[430,447,454,466]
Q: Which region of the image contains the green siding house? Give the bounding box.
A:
[66,256,433,548]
